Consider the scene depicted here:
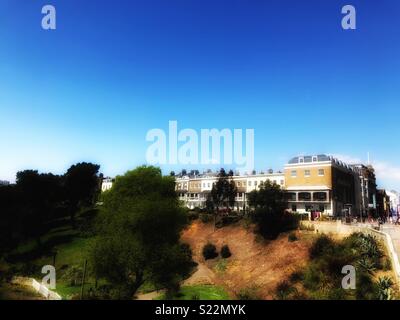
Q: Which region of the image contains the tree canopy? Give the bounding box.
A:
[89,166,193,299]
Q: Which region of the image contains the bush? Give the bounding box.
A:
[215,215,241,228]
[275,280,298,300]
[236,285,261,300]
[253,209,298,240]
[309,235,335,259]
[187,210,199,221]
[220,245,232,258]
[61,265,83,286]
[202,243,218,260]
[199,213,213,223]
[281,212,300,231]
[288,232,298,242]
[289,270,303,283]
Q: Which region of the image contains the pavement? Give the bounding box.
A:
[382,225,400,259]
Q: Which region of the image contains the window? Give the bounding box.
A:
[298,192,312,201]
[280,180,284,185]
[312,156,317,162]
[285,192,297,201]
[291,170,297,177]
[208,183,210,188]
[313,192,327,201]
[254,181,258,186]
[304,170,311,177]
[319,205,325,212]
[299,157,304,163]
[248,181,252,186]
[318,169,325,176]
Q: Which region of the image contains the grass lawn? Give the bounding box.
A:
[7,215,97,300]
[156,285,230,300]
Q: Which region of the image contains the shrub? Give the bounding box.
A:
[215,259,228,273]
[216,215,241,228]
[289,270,303,283]
[383,257,392,271]
[281,212,300,231]
[202,243,218,260]
[357,257,376,274]
[377,276,394,300]
[288,232,298,242]
[275,280,298,300]
[220,245,232,258]
[187,210,199,221]
[61,265,83,286]
[236,285,261,300]
[309,234,335,259]
[199,213,213,223]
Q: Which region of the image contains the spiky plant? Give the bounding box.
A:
[377,276,394,300]
[357,257,376,274]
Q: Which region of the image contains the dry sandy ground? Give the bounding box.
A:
[0,277,44,300]
[181,221,313,299]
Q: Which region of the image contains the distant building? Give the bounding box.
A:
[349,164,377,217]
[101,177,114,192]
[376,189,391,219]
[0,180,10,186]
[387,190,400,216]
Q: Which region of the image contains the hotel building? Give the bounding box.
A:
[284,155,358,216]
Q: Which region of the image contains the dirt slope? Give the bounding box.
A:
[181,221,313,299]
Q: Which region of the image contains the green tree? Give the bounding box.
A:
[89,166,193,299]
[210,168,237,212]
[248,180,290,239]
[15,170,63,246]
[64,162,100,227]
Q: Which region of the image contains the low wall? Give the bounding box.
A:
[301,221,400,284]
[31,279,62,300]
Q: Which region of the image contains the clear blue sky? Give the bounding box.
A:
[1,0,399,190]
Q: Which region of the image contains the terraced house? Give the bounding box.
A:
[101,154,387,218]
[174,154,382,218]
[175,171,285,211]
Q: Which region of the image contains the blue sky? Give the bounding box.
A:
[0,0,399,190]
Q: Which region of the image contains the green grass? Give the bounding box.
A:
[156,285,230,300]
[7,214,97,300]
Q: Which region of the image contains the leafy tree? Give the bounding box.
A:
[89,166,192,299]
[15,170,63,246]
[64,162,100,226]
[210,168,237,212]
[0,185,22,254]
[248,180,290,239]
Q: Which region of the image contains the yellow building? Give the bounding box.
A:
[284,155,357,217]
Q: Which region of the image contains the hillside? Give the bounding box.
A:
[181,221,314,299]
